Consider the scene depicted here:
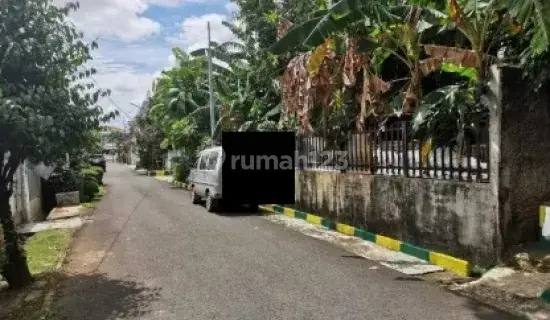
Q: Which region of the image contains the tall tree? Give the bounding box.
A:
[0,0,112,288]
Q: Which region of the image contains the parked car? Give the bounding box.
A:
[187,146,258,213]
[89,154,106,171]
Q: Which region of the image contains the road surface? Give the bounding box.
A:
[54,163,518,320]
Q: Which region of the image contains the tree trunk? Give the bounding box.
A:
[0,177,33,289]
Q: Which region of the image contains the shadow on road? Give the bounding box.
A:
[341,255,367,260]
[53,272,161,320]
[216,207,262,217]
[463,299,525,320]
[394,276,423,281]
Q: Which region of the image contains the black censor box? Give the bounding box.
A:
[221,132,295,205]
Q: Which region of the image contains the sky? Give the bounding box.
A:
[54,0,240,128]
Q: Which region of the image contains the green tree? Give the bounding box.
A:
[146,49,212,159]
[133,112,165,170]
[0,0,113,288]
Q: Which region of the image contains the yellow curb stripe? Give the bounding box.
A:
[541,205,547,228]
[260,204,472,277]
[429,251,469,277]
[259,205,275,212]
[283,207,295,217]
[375,235,401,252]
[306,214,323,226]
[336,223,355,236]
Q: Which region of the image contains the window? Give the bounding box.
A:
[206,151,219,170]
[199,154,208,170]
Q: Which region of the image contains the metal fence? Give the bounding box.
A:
[296,116,490,183]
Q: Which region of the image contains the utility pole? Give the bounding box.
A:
[207,22,216,146]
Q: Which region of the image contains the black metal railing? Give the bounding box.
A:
[296,116,490,183]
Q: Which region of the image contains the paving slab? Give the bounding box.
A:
[19,217,84,234]
[47,205,83,221]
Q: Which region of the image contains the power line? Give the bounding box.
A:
[89,74,134,120]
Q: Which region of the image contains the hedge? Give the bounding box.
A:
[82,165,104,185]
[82,177,99,201]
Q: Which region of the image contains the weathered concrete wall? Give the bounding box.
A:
[496,67,550,248]
[10,165,26,226]
[9,161,43,226]
[296,171,500,265]
[23,161,43,222]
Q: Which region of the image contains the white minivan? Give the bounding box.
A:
[187,146,223,212]
[187,146,259,213]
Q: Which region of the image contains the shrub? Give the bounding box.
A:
[175,161,190,183]
[49,168,81,193]
[90,166,104,184]
[81,165,104,185]
[0,226,4,280]
[79,193,91,203]
[82,177,99,200]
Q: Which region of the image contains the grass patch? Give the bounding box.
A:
[25,229,72,275]
[0,230,74,320]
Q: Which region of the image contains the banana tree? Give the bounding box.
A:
[273,0,448,134]
[213,60,282,134]
[148,49,212,150]
[412,0,550,157]
[419,0,550,81]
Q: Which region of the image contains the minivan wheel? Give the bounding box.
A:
[205,194,216,212]
[191,188,200,204]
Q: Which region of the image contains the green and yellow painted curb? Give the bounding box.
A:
[539,204,550,250]
[260,204,469,277]
[539,203,550,304]
[148,170,171,176]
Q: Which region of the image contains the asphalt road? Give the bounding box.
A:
[54,163,518,320]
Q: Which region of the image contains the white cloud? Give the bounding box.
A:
[225,2,239,13]
[53,0,163,42]
[89,56,155,122]
[51,0,239,125]
[168,13,236,52]
[149,0,209,6]
[168,54,177,67]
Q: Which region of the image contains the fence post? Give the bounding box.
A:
[340,134,349,173]
[402,121,409,177]
[296,133,303,170]
[368,124,375,174]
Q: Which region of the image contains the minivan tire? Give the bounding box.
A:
[205,194,216,212]
[191,188,200,204]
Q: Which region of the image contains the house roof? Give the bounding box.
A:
[101,125,124,133]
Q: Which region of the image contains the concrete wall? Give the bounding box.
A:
[294,65,550,266]
[10,161,43,226]
[10,167,24,226]
[296,170,500,266]
[24,161,43,222]
[495,67,550,248]
[165,150,180,171]
[293,65,550,266]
